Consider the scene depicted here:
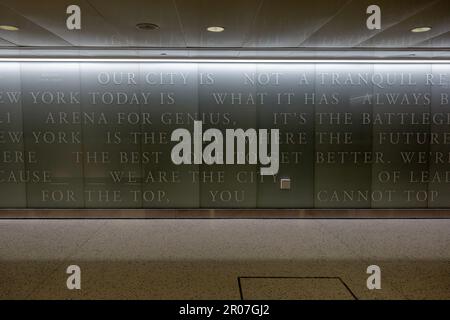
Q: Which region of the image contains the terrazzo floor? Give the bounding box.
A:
[0,218,448,299]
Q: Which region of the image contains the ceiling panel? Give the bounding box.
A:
[0,0,128,46]
[243,0,350,47]
[86,0,186,47]
[418,31,450,47]
[301,0,436,47]
[0,0,448,50]
[358,0,450,47]
[0,2,70,46]
[0,37,15,46]
[175,0,262,47]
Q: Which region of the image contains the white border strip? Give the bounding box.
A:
[0,58,449,63]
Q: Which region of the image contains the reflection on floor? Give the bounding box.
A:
[0,218,449,299]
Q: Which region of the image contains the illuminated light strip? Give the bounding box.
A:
[0,58,448,63]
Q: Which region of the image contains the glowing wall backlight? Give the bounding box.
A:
[0,61,449,209]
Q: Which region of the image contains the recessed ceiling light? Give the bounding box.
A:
[136,23,159,31]
[207,26,224,32]
[0,25,19,31]
[411,26,432,33]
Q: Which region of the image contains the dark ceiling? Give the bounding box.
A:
[0,0,448,50]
